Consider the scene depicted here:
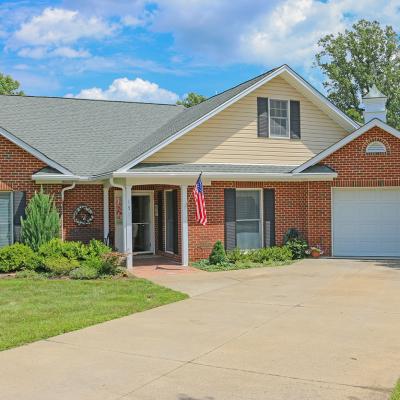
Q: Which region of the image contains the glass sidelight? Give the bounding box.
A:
[132,194,153,254]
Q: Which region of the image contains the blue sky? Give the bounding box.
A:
[1,0,399,103]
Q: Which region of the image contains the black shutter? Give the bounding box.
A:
[172,189,179,254]
[290,100,301,139]
[157,191,164,251]
[224,189,236,250]
[13,191,26,242]
[257,97,269,137]
[263,189,275,247]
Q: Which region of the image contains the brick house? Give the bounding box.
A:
[0,65,398,267]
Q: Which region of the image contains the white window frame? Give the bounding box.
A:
[235,188,263,250]
[0,192,13,248]
[268,98,290,139]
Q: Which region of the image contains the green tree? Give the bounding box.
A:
[177,92,207,108]
[0,73,24,95]
[21,188,60,251]
[315,20,400,128]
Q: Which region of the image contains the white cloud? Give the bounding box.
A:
[14,7,116,46]
[10,7,115,59]
[66,77,179,103]
[148,0,400,67]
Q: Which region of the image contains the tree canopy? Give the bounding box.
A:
[0,73,24,96]
[315,19,400,129]
[177,92,207,108]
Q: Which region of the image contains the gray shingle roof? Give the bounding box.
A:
[0,67,281,176]
[130,163,295,174]
[0,96,183,175]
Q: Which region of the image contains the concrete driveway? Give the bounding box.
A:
[1,259,399,400]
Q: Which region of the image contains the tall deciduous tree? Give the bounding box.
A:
[177,92,207,108]
[0,73,24,95]
[315,20,400,128]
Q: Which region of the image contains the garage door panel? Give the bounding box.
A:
[333,189,400,257]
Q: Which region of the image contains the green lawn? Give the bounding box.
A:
[391,380,400,400]
[193,260,294,272]
[0,278,187,351]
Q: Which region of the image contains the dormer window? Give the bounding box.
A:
[366,141,387,154]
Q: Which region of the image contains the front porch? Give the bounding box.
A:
[103,179,192,268]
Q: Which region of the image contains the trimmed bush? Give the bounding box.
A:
[286,239,308,259]
[249,246,293,263]
[81,254,120,276]
[209,241,228,265]
[69,265,99,280]
[21,188,60,251]
[38,239,86,261]
[0,243,41,272]
[42,256,80,276]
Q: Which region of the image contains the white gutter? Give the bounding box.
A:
[60,182,76,240]
[112,171,338,181]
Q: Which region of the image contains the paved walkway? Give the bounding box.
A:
[1,259,400,399]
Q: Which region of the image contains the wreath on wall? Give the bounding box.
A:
[73,205,94,226]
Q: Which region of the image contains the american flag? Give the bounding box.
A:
[193,173,207,225]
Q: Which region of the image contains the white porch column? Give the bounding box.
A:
[103,183,110,244]
[123,184,133,268]
[180,185,189,267]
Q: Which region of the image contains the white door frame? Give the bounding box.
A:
[132,190,155,255]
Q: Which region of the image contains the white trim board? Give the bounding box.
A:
[117,65,359,172]
[293,119,400,173]
[0,126,72,175]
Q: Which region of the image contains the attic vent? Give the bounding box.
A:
[366,141,387,154]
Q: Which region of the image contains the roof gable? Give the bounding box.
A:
[115,65,359,172]
[293,119,400,173]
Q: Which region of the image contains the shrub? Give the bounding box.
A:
[226,248,250,263]
[283,228,301,244]
[15,269,45,280]
[209,241,228,265]
[81,254,120,276]
[86,240,112,258]
[249,246,293,263]
[69,265,99,280]
[286,239,308,259]
[42,256,80,276]
[21,188,60,251]
[38,239,86,261]
[0,243,41,272]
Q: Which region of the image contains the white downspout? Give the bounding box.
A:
[60,182,76,240]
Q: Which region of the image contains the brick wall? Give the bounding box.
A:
[307,126,400,256]
[188,181,308,261]
[0,135,103,244]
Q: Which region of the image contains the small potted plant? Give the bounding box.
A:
[306,245,324,258]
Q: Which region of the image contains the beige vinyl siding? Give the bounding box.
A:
[145,76,348,166]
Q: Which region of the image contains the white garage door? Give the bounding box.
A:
[332,188,400,257]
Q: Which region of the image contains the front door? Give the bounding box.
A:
[132,194,154,254]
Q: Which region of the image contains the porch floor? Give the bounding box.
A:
[132,256,201,278]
